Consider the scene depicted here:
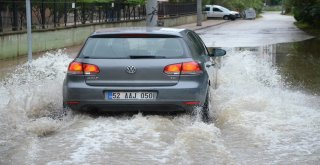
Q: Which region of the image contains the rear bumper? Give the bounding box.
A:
[66,102,194,112]
[63,78,208,112]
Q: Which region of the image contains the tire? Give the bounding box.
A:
[229,15,236,21]
[223,15,229,20]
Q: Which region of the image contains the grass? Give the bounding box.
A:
[294,22,320,38]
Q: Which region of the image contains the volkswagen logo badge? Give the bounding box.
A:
[126,66,136,74]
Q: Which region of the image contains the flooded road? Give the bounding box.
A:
[1,12,319,164]
[276,38,320,94]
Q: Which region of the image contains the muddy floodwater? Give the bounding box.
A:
[0,12,319,165]
[276,38,320,94]
[0,39,319,164]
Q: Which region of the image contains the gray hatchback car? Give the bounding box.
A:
[63,27,225,115]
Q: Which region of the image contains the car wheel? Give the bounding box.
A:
[229,15,236,21]
[202,91,210,122]
[223,15,229,20]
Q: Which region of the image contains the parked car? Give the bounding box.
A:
[63,27,226,117]
[204,5,240,20]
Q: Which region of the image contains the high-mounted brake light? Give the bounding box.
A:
[164,61,202,75]
[68,62,100,75]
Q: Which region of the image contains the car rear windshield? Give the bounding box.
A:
[79,37,187,59]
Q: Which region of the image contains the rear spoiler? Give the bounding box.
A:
[90,34,181,38]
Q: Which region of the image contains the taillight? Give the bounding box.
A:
[164,63,182,75]
[68,62,100,75]
[83,64,100,75]
[181,61,202,74]
[68,62,83,74]
[164,61,202,75]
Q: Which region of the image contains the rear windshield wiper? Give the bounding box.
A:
[129,55,166,59]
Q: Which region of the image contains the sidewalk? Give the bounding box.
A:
[175,19,229,31]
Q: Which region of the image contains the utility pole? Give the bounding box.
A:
[0,1,3,32]
[281,0,285,14]
[26,0,32,63]
[197,0,202,26]
[146,0,158,27]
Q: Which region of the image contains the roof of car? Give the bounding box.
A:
[91,27,187,37]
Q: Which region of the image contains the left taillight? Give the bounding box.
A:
[83,64,100,75]
[68,62,100,75]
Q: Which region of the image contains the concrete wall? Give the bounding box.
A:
[160,14,206,27]
[0,14,204,60]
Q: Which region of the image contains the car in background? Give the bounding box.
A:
[63,27,226,118]
[204,5,240,20]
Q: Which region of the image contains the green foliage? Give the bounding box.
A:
[126,0,145,5]
[168,0,196,2]
[77,0,113,2]
[291,0,320,27]
[205,0,264,13]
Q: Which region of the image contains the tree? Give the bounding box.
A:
[291,0,320,27]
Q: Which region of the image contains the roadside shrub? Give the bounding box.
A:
[292,0,320,27]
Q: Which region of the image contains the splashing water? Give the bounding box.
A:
[0,50,73,162]
[0,48,319,164]
[0,50,230,165]
[213,49,320,164]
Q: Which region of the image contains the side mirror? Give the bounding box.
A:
[209,48,226,57]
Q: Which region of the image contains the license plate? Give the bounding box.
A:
[107,92,156,100]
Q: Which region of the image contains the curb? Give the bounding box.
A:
[192,20,231,31]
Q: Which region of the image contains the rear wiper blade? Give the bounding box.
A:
[129,55,166,59]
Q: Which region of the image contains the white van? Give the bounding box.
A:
[204,5,240,20]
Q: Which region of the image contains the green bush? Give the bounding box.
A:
[292,0,320,27]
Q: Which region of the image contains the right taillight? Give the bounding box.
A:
[68,61,100,75]
[181,61,202,74]
[164,61,202,75]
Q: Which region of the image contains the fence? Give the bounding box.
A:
[158,3,197,18]
[0,1,196,33]
[0,1,146,33]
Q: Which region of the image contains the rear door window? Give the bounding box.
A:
[80,37,187,59]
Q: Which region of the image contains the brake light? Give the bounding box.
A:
[164,63,182,75]
[83,64,100,74]
[68,62,83,74]
[164,61,202,75]
[68,62,100,75]
[181,61,202,74]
